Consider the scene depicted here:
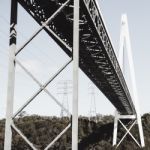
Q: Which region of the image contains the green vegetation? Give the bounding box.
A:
[0,114,150,150]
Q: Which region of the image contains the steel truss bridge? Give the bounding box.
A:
[17,0,135,115]
[4,0,145,149]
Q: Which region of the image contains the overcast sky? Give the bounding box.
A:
[0,0,150,119]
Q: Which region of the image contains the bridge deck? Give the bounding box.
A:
[17,0,135,115]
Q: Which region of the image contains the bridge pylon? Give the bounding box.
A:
[113,14,145,148]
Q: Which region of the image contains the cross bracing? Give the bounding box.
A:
[4,0,145,149]
[16,0,135,115]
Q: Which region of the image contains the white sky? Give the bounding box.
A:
[0,0,150,118]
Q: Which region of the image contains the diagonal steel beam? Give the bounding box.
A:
[44,26,72,52]
[12,118,71,150]
[15,0,71,56]
[116,120,136,148]
[119,119,141,147]
[44,123,71,150]
[13,59,72,118]
[11,122,37,150]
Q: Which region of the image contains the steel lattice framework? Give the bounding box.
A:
[4,0,144,149]
[16,0,135,115]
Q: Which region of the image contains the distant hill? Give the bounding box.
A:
[0,114,150,150]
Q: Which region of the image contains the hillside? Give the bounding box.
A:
[0,114,150,150]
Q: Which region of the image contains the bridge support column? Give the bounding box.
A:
[72,0,80,150]
[113,111,119,146]
[121,14,145,148]
[4,0,18,150]
[113,113,143,148]
[113,14,145,148]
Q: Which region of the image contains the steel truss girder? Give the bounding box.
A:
[17,0,135,114]
[4,0,143,149]
[82,0,135,114]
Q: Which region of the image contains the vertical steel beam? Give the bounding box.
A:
[72,0,80,150]
[113,111,118,146]
[4,0,18,150]
[113,18,125,146]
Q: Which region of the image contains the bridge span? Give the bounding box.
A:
[4,0,145,149]
[17,0,135,115]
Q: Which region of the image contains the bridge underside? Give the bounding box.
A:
[17,0,135,115]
